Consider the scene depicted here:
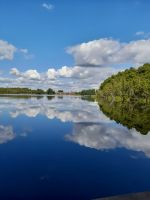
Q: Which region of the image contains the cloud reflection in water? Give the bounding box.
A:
[0,125,15,144]
[66,122,150,158]
[0,96,150,159]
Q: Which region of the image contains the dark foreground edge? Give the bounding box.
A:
[94,192,150,200]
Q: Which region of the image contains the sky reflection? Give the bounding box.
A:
[0,96,150,159]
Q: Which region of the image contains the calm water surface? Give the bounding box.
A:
[0,96,150,200]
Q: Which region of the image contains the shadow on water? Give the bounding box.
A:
[98,99,150,135]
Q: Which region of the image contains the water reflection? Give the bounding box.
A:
[0,96,108,123]
[0,125,15,144]
[0,96,108,145]
[65,99,150,158]
[98,100,150,135]
[66,122,150,158]
[0,96,150,159]
[0,124,32,144]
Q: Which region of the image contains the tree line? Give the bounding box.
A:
[97,63,150,102]
[0,87,97,96]
[76,89,96,96]
[0,87,55,95]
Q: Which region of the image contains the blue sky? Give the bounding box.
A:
[0,0,150,90]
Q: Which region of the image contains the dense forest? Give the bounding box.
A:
[97,63,150,102]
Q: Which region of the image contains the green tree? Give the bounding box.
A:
[58,90,64,93]
[97,63,150,102]
[46,88,55,95]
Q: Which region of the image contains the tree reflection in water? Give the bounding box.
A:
[98,100,150,135]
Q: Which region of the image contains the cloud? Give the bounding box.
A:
[10,68,41,80]
[47,65,117,80]
[24,70,40,80]
[47,66,91,79]
[0,77,14,83]
[135,31,145,36]
[58,66,73,78]
[135,31,150,39]
[5,37,150,91]
[8,65,118,91]
[42,3,54,11]
[47,68,58,79]
[0,40,17,61]
[10,68,20,76]
[19,48,34,60]
[67,38,150,67]
[20,48,28,54]
[0,39,33,61]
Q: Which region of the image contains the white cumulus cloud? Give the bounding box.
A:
[10,68,20,76]
[0,39,33,61]
[67,38,150,67]
[47,68,58,79]
[0,40,17,61]
[8,65,118,91]
[5,37,150,91]
[24,70,40,80]
[10,68,40,80]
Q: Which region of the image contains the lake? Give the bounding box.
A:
[0,95,150,200]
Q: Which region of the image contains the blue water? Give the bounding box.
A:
[0,96,150,200]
